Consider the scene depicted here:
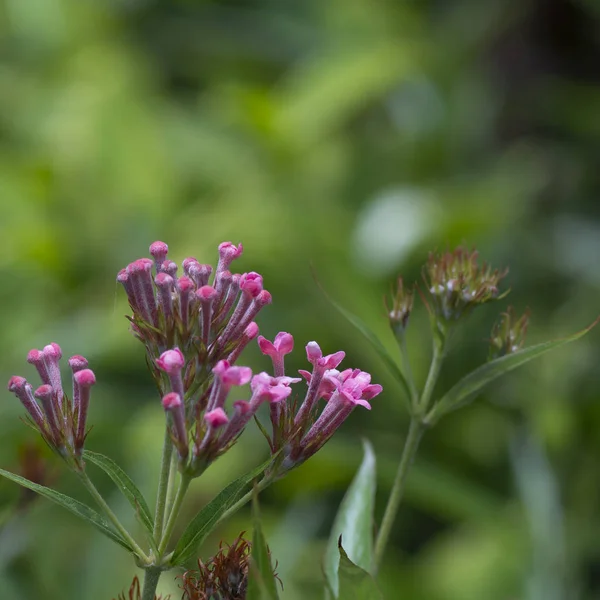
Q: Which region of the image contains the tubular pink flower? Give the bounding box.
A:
[27,349,50,385]
[232,290,272,340]
[204,408,229,428]
[258,332,294,377]
[206,361,252,412]
[155,272,175,320]
[8,376,47,434]
[149,241,169,273]
[292,370,382,466]
[196,285,218,344]
[42,343,64,407]
[227,321,259,364]
[239,272,263,298]
[162,392,189,459]
[214,270,232,308]
[186,262,212,288]
[34,384,61,445]
[156,348,186,397]
[73,369,96,452]
[117,269,137,310]
[127,259,158,326]
[177,276,195,329]
[214,273,241,326]
[216,242,243,276]
[295,343,345,427]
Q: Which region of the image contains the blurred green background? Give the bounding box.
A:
[1,0,600,598]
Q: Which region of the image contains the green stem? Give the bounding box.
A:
[164,451,178,519]
[153,427,174,542]
[157,475,191,556]
[396,332,419,407]
[418,339,445,416]
[372,418,424,573]
[141,566,162,600]
[78,471,150,562]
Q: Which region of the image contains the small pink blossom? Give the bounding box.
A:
[156,348,185,375]
[205,408,229,428]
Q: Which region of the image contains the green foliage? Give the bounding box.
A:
[0,468,133,552]
[170,457,274,566]
[83,450,154,539]
[337,543,383,600]
[427,319,599,423]
[247,493,280,600]
[324,440,376,597]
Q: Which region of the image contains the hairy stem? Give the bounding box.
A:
[141,566,162,600]
[372,417,424,573]
[78,471,150,562]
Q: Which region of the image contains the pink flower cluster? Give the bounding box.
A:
[257,334,383,472]
[117,241,270,377]
[8,344,96,460]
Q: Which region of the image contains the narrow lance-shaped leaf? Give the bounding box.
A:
[324,440,376,597]
[170,455,275,566]
[427,318,599,423]
[83,450,154,536]
[316,280,410,401]
[337,541,383,600]
[246,490,280,600]
[0,468,133,552]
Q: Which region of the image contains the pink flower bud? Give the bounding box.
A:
[305,342,322,363]
[162,391,182,410]
[155,272,175,320]
[149,241,168,272]
[8,376,47,434]
[161,260,178,277]
[127,259,158,326]
[240,272,263,298]
[156,348,185,375]
[205,408,229,428]
[196,285,218,301]
[217,242,243,275]
[34,384,61,444]
[68,355,88,373]
[27,349,50,385]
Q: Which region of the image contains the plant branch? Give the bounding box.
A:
[372,417,424,573]
[153,427,174,542]
[77,471,150,562]
[157,474,191,556]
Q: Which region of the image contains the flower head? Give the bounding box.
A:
[8,346,96,463]
[489,306,530,360]
[423,246,508,323]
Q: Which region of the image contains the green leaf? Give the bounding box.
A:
[246,491,280,600]
[170,456,274,566]
[427,318,599,423]
[319,285,410,401]
[337,541,383,600]
[324,440,377,597]
[83,450,154,536]
[0,468,133,552]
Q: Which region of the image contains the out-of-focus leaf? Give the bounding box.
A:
[324,440,376,597]
[337,541,383,600]
[318,283,410,401]
[83,450,153,537]
[0,468,132,552]
[170,456,274,566]
[247,491,280,600]
[427,318,599,423]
